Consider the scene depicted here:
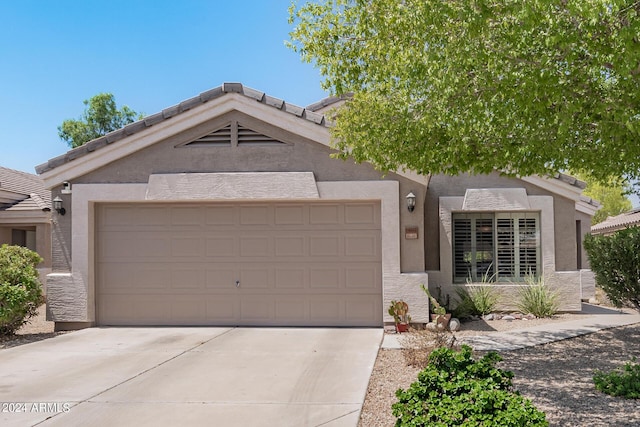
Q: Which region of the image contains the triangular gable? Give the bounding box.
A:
[36,82,431,189]
[36,83,334,188]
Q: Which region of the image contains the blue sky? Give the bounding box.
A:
[2,1,636,208]
[0,0,328,174]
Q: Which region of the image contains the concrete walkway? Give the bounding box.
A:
[382,304,640,351]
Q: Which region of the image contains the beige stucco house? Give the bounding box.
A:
[0,166,52,288]
[35,83,599,330]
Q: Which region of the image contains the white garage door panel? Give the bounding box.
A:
[97,202,382,326]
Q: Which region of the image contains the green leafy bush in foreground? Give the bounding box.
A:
[593,358,640,399]
[393,345,548,427]
[0,245,44,335]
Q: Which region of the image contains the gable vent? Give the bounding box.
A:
[183,121,287,147]
[186,124,232,146]
[237,124,284,146]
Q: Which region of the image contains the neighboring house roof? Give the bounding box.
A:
[0,166,51,211]
[591,208,640,235]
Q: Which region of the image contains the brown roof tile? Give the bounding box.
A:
[0,166,51,211]
[591,208,640,233]
[32,82,597,203]
[35,83,330,175]
[306,93,352,112]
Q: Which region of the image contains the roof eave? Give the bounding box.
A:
[37,84,431,189]
[37,84,333,187]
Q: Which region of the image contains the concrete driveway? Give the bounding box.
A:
[0,327,382,427]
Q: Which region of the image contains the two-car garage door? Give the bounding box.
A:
[96,201,382,326]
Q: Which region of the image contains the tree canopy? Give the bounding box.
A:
[58,93,142,148]
[571,171,632,224]
[289,0,640,182]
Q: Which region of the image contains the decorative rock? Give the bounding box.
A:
[494,314,503,320]
[483,313,494,321]
[425,322,438,331]
[525,313,537,320]
[589,297,600,305]
[449,318,461,331]
[514,313,523,320]
[502,315,516,321]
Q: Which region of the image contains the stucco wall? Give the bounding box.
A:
[51,188,72,272]
[424,172,580,272]
[47,109,432,325]
[0,227,10,244]
[443,275,582,313]
[1,221,52,268]
[58,111,426,274]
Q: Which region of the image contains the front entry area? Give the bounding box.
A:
[95,201,382,326]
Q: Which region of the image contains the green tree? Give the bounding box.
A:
[58,93,142,148]
[571,171,632,224]
[289,1,640,181]
[584,227,640,312]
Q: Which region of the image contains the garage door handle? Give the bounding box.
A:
[235,280,240,288]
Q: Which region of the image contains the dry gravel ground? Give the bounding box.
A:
[359,312,640,427]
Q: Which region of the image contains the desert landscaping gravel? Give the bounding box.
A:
[359,314,640,427]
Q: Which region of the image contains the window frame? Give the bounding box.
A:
[452,212,541,283]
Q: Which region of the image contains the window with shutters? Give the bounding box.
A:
[453,212,540,283]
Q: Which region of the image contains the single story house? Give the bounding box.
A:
[591,208,640,236]
[0,166,52,288]
[36,83,599,330]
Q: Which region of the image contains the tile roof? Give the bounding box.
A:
[0,166,51,211]
[32,82,596,203]
[553,172,587,190]
[35,83,329,175]
[306,93,352,112]
[591,208,640,234]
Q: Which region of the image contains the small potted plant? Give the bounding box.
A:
[388,300,411,333]
[421,285,452,329]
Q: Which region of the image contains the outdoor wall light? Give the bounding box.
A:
[53,196,66,216]
[406,192,416,213]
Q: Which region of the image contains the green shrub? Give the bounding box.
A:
[471,286,500,315]
[584,227,640,312]
[516,275,559,318]
[454,286,500,318]
[0,245,45,336]
[451,287,476,319]
[593,358,640,399]
[393,345,548,426]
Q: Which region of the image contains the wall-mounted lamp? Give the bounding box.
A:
[406,192,416,213]
[53,196,66,216]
